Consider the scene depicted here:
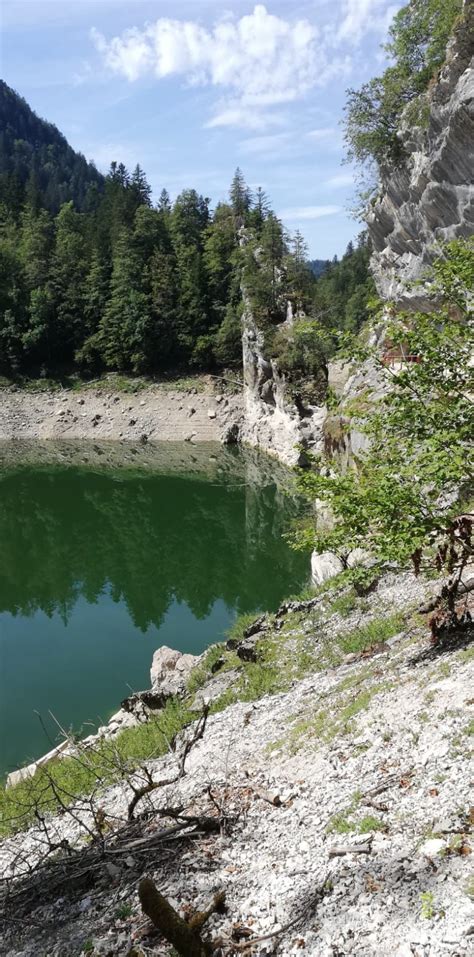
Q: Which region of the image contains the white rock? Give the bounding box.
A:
[107,709,139,732]
[311,550,344,585]
[419,838,446,858]
[150,645,197,697]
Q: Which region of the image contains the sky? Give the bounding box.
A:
[0,0,401,258]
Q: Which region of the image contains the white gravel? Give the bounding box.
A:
[1,572,473,957]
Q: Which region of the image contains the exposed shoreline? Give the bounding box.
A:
[0,383,243,444]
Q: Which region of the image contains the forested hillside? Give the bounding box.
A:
[0,83,371,379]
[311,237,375,336]
[0,81,104,213]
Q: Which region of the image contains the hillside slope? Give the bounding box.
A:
[0,80,104,212]
[0,569,472,956]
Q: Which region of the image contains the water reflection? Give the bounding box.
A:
[0,444,309,774]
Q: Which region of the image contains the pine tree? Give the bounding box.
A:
[204,203,236,324]
[48,201,88,363]
[19,205,53,291]
[149,248,178,367]
[157,188,171,213]
[0,232,26,373]
[229,168,251,224]
[260,213,286,319]
[85,247,110,321]
[286,230,312,309]
[130,164,152,208]
[23,286,55,368]
[97,227,151,372]
[170,189,210,362]
[249,186,270,231]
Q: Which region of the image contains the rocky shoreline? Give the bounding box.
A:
[0,384,243,445]
[5,646,199,790]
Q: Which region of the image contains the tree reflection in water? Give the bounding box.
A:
[0,445,309,775]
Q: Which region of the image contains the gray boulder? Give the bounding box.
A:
[150,645,197,697]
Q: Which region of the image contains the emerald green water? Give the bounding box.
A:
[0,445,308,778]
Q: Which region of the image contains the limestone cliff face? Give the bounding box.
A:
[367,0,474,306]
[239,302,326,467]
[239,5,473,464]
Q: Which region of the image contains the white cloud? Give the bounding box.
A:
[91,4,345,129]
[279,205,342,220]
[338,0,400,45]
[205,102,285,131]
[325,171,355,187]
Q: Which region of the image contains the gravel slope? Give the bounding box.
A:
[1,571,473,957]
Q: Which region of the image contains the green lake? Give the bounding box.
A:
[0,442,309,778]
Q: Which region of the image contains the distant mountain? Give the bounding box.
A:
[0,80,104,213]
[308,259,330,278]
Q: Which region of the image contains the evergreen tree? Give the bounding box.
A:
[204,203,236,324]
[229,168,251,224]
[0,235,26,372]
[130,164,152,208]
[286,230,312,309]
[249,186,270,231]
[19,205,53,291]
[96,227,150,371]
[75,247,111,369]
[48,201,88,364]
[149,248,178,367]
[0,80,376,382]
[311,232,375,337]
[170,189,210,363]
[23,286,55,368]
[0,79,104,212]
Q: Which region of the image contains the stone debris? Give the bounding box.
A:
[1,569,472,956]
[0,385,243,446]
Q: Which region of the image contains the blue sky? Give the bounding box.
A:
[0,1,400,257]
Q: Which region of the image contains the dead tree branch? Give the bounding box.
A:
[128,706,209,820]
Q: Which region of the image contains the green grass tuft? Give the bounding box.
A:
[0,697,194,837]
[186,643,227,695]
[337,613,403,655]
[329,588,359,618]
[226,611,265,645]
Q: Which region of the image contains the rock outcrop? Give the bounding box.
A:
[367,0,474,306]
[239,303,326,466]
[150,646,197,698]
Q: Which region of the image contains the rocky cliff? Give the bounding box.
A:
[238,301,326,466]
[236,0,474,464]
[367,0,474,306]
